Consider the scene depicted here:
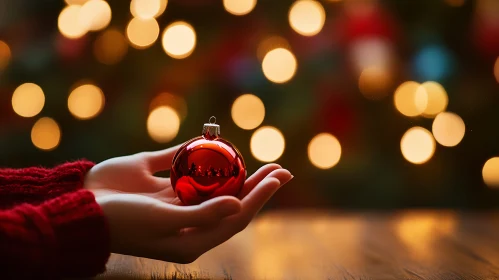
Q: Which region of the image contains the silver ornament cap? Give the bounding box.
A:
[202,116,220,139]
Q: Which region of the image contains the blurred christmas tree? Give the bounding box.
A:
[1,0,499,209]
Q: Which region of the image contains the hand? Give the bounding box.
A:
[84,145,293,263]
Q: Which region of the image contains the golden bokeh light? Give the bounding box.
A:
[358,67,392,100]
[126,18,160,49]
[231,94,265,130]
[0,40,11,71]
[68,84,105,120]
[251,126,285,162]
[414,87,429,113]
[12,83,45,118]
[494,57,499,84]
[256,36,290,62]
[400,127,436,164]
[78,0,111,31]
[93,29,128,65]
[394,81,427,117]
[130,0,167,19]
[147,106,180,143]
[288,0,326,36]
[31,117,61,151]
[262,48,297,84]
[149,92,188,120]
[223,0,257,16]
[65,0,88,4]
[417,82,448,118]
[58,5,87,39]
[432,112,465,147]
[308,133,342,169]
[156,0,168,17]
[161,21,196,59]
[483,157,499,188]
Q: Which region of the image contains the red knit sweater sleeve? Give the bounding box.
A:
[0,160,95,209]
[0,161,110,278]
[0,190,110,278]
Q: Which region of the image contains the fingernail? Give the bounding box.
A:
[217,203,240,217]
[280,175,294,186]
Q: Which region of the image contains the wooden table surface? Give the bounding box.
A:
[97,210,499,280]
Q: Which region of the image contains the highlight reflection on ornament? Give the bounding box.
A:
[171,117,246,205]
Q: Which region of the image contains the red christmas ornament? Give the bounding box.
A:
[170,117,246,205]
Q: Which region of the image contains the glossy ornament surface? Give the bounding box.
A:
[171,117,246,205]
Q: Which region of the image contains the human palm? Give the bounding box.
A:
[84,149,183,205]
[84,145,293,263]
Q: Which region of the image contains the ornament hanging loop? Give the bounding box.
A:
[202,116,220,140]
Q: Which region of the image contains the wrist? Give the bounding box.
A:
[93,195,120,254]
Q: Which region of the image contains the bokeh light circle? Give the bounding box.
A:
[251,126,285,162]
[147,106,180,143]
[231,94,265,130]
[58,5,87,39]
[483,157,499,188]
[0,40,11,71]
[308,133,342,169]
[256,36,290,62]
[94,29,128,65]
[413,45,453,81]
[262,48,297,84]
[31,117,61,151]
[358,67,392,100]
[400,127,436,164]
[65,0,88,4]
[78,0,111,31]
[351,37,392,74]
[149,92,188,120]
[161,21,196,59]
[223,0,257,16]
[394,81,427,117]
[126,18,160,49]
[12,83,45,118]
[432,112,465,147]
[68,84,105,120]
[155,0,168,17]
[418,81,448,118]
[130,0,166,19]
[288,0,326,36]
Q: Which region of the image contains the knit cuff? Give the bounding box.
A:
[0,160,95,208]
[41,189,110,277]
[45,160,95,196]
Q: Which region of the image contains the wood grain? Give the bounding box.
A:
[97,210,499,280]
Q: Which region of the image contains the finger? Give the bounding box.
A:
[183,169,291,235]
[241,168,292,214]
[143,143,184,173]
[162,196,242,229]
[150,163,282,198]
[174,177,282,254]
[238,163,282,199]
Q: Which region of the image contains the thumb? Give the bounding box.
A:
[143,143,183,173]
